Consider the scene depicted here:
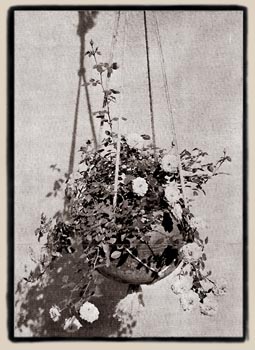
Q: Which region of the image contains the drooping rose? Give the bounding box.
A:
[179,290,199,311]
[180,242,203,263]
[63,316,82,332]
[171,274,193,295]
[49,305,61,322]
[200,293,218,316]
[79,301,99,323]
[164,182,180,205]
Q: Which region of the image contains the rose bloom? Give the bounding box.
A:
[180,242,203,263]
[213,278,227,296]
[126,133,145,149]
[78,162,89,173]
[63,316,82,333]
[189,216,206,230]
[164,182,180,205]
[132,177,148,196]
[161,154,178,173]
[171,274,193,295]
[179,290,199,311]
[200,293,218,316]
[172,203,183,221]
[49,305,61,322]
[79,302,99,323]
[200,278,213,292]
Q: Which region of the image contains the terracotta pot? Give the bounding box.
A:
[98,222,182,285]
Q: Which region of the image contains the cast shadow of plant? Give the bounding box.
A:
[15,248,134,338]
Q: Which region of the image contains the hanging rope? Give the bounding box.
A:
[143,11,157,158]
[67,75,82,176]
[113,11,129,209]
[153,12,188,207]
[64,12,98,212]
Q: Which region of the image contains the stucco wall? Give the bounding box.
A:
[14,10,243,337]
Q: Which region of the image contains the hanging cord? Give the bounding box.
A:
[98,11,121,144]
[79,47,98,149]
[64,75,82,213]
[64,12,98,213]
[68,75,82,176]
[153,12,187,207]
[113,11,129,209]
[143,11,157,159]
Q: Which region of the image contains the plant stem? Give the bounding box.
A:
[90,45,113,131]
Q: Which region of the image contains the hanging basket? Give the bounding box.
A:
[97,224,182,285]
[98,256,177,285]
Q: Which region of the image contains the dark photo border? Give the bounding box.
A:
[7,4,248,342]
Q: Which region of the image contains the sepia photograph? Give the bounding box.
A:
[10,6,246,340]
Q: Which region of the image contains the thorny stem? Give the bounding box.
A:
[62,274,91,311]
[90,42,113,131]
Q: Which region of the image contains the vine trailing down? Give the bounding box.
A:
[19,40,230,334]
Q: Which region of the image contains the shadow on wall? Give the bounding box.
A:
[14,10,132,339]
[15,249,133,338]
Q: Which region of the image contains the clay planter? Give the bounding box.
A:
[98,220,182,285]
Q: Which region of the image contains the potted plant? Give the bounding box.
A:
[19,40,230,334]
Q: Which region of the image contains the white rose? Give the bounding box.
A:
[213,278,227,296]
[179,290,199,311]
[49,305,61,322]
[189,217,206,230]
[164,182,180,205]
[200,278,213,292]
[200,293,218,316]
[132,177,148,196]
[79,302,99,323]
[63,316,82,332]
[180,242,203,263]
[171,274,193,295]
[126,133,145,149]
[161,154,178,173]
[78,162,89,173]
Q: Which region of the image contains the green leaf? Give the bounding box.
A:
[111,62,119,70]
[111,251,121,259]
[110,89,120,94]
[141,134,151,140]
